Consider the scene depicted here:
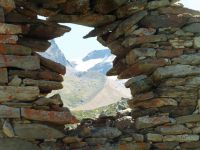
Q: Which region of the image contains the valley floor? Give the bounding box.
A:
[72,79,131,111]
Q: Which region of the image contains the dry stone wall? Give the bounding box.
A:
[0,0,200,150]
[0,1,79,150]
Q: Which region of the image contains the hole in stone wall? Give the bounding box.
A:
[40,23,131,119]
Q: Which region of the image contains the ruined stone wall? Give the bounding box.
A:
[1,0,200,150]
[0,1,78,150]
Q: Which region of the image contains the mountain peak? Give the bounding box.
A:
[39,40,72,67]
[75,49,115,74]
[82,49,112,62]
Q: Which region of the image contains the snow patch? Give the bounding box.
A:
[75,58,103,71]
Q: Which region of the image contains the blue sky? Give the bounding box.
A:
[55,0,200,60]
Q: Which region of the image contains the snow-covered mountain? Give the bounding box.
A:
[39,40,72,67]
[75,49,115,74]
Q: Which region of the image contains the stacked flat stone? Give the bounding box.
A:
[79,0,200,149]
[2,0,200,149]
[0,1,78,150]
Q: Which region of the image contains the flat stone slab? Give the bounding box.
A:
[14,123,65,139]
[0,105,20,118]
[156,125,192,135]
[48,14,116,27]
[135,115,170,130]
[0,138,40,150]
[0,23,22,34]
[0,55,40,70]
[176,114,200,124]
[21,108,79,124]
[0,44,32,55]
[163,134,199,142]
[0,86,40,102]
[153,65,200,81]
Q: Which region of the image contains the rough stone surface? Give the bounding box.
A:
[148,0,170,10]
[0,138,40,150]
[0,68,8,83]
[156,125,192,135]
[135,115,170,129]
[21,108,79,124]
[183,23,200,33]
[163,134,199,142]
[153,65,200,81]
[14,123,65,139]
[146,133,163,142]
[0,0,200,149]
[0,86,39,102]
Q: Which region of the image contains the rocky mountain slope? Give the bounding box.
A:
[75,49,115,74]
[39,40,72,67]
[43,42,130,109]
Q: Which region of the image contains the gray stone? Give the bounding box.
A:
[125,75,147,88]
[0,86,40,102]
[0,55,40,70]
[192,127,200,134]
[176,114,200,124]
[135,115,171,129]
[157,86,197,99]
[194,36,200,48]
[169,38,193,48]
[48,14,116,27]
[186,76,200,87]
[125,75,153,96]
[148,0,170,10]
[125,48,156,65]
[122,34,167,48]
[153,65,200,81]
[84,138,107,145]
[163,134,199,142]
[0,105,20,118]
[120,137,133,142]
[13,123,65,139]
[0,138,40,150]
[172,53,200,65]
[40,142,61,150]
[146,133,163,142]
[2,119,15,137]
[34,94,63,106]
[140,14,188,28]
[108,11,147,41]
[91,127,121,139]
[183,23,200,33]
[156,125,192,135]
[133,28,156,36]
[134,98,178,109]
[8,75,21,86]
[132,133,144,142]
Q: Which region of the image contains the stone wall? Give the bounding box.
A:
[0,1,78,150]
[1,0,200,150]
